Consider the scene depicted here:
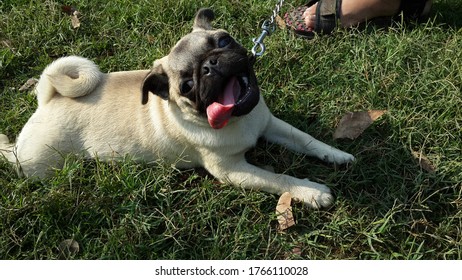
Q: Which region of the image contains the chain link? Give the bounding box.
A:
[268,0,285,25]
[251,0,285,57]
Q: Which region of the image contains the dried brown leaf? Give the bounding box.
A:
[412,151,436,173]
[19,78,38,92]
[58,239,80,259]
[71,11,81,29]
[276,192,295,231]
[292,246,302,256]
[333,110,387,140]
[283,244,303,259]
[62,5,81,28]
[275,15,286,30]
[368,110,386,121]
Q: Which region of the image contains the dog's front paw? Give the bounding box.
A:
[290,180,333,209]
[332,150,355,165]
[321,147,355,165]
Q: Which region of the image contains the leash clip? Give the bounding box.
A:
[250,0,285,59]
[251,20,275,57]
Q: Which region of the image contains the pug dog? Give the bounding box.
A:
[0,8,354,208]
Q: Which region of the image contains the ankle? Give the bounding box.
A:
[340,0,401,27]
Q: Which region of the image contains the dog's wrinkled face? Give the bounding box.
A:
[142,9,260,129]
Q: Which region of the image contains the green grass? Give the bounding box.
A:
[1,0,461,259]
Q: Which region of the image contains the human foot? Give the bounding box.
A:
[284,0,433,38]
[304,0,400,29]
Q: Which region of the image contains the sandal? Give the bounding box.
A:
[284,0,432,39]
[284,0,340,39]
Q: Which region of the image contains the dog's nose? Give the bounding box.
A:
[202,58,218,76]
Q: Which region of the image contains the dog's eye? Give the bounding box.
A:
[218,36,232,48]
[180,80,194,94]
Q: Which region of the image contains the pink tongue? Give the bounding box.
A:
[206,77,240,129]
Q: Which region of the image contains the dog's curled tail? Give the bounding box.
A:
[36,56,103,106]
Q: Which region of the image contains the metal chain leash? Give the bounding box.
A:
[251,0,285,58]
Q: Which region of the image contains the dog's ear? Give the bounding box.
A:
[141,59,169,105]
[193,8,215,31]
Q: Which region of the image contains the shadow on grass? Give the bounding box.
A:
[433,0,462,28]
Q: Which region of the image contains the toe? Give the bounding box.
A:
[303,4,317,29]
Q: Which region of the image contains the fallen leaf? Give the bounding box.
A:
[276,192,295,231]
[61,5,81,29]
[19,78,38,92]
[71,11,81,29]
[283,244,303,259]
[333,110,387,140]
[292,246,302,256]
[412,151,436,173]
[275,15,286,30]
[58,239,80,259]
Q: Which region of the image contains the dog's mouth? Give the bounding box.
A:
[206,74,258,129]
